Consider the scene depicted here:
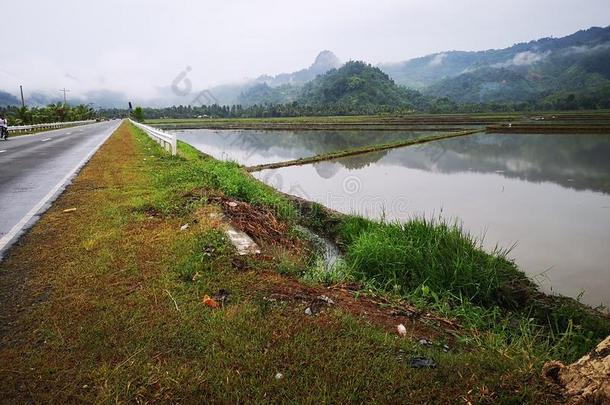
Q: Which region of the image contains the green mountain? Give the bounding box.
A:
[238,26,610,110]
[239,61,427,111]
[179,25,610,111]
[380,26,610,106]
[298,61,419,107]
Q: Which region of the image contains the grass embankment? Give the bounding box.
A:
[0,121,607,402]
[487,124,610,134]
[313,213,609,361]
[246,129,482,172]
[147,110,610,131]
[147,113,522,131]
[486,111,610,133]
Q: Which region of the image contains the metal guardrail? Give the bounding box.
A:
[8,120,96,133]
[129,119,177,155]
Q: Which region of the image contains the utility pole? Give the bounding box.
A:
[59,88,70,105]
[19,85,25,108]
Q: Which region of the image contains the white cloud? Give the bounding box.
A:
[429,53,447,66]
[511,51,549,66]
[562,42,610,55]
[491,51,550,68]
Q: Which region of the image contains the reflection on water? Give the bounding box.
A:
[174,129,426,166]
[251,133,610,307]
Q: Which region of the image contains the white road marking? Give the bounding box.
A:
[0,150,6,153]
[66,132,72,135]
[41,138,52,142]
[0,121,121,255]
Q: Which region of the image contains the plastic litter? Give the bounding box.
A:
[202,295,220,308]
[409,357,437,368]
[418,338,433,346]
[212,289,230,305]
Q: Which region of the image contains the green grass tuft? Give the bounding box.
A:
[338,216,524,307]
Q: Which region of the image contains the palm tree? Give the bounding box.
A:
[47,102,67,122]
[71,104,95,120]
[14,106,32,124]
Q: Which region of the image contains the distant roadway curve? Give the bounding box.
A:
[0,120,121,259]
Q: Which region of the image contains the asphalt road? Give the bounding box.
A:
[0,120,122,259]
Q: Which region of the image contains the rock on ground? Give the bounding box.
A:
[543,335,610,404]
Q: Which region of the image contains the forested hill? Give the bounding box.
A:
[238,61,428,113]
[380,26,610,89]
[380,26,610,108]
[298,61,424,108]
[239,26,610,111]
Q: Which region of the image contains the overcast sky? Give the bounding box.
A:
[2,0,609,103]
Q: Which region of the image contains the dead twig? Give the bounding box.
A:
[164,289,180,312]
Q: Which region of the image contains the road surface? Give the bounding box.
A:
[0,120,122,259]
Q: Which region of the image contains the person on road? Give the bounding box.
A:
[0,115,8,140]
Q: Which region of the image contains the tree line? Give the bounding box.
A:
[98,95,609,121]
[0,103,97,125]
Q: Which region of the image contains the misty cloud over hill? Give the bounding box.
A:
[381,26,610,106]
